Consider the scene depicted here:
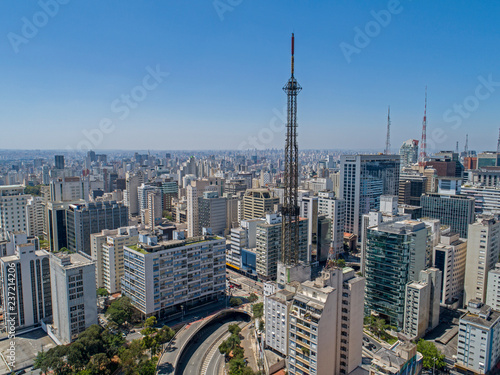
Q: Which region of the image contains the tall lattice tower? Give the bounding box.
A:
[465,134,469,157]
[419,87,428,165]
[281,33,301,266]
[385,106,391,155]
[497,128,500,154]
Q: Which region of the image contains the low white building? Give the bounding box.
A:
[486,264,500,311]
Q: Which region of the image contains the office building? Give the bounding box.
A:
[398,176,427,206]
[265,282,296,356]
[91,226,139,294]
[421,193,474,238]
[256,214,282,281]
[198,191,227,236]
[124,171,145,217]
[49,252,97,344]
[66,201,129,255]
[365,220,428,329]
[228,218,262,269]
[477,152,500,168]
[433,232,467,306]
[464,216,500,305]
[486,264,500,311]
[340,154,400,239]
[0,233,51,329]
[0,185,29,234]
[399,139,419,170]
[456,300,500,374]
[50,177,88,202]
[424,151,464,178]
[145,189,163,228]
[287,268,365,375]
[403,268,441,339]
[26,196,45,237]
[242,188,279,221]
[161,180,178,212]
[461,186,500,216]
[137,183,159,213]
[187,179,220,237]
[318,191,345,260]
[121,233,225,318]
[54,155,65,170]
[469,167,500,188]
[360,195,411,275]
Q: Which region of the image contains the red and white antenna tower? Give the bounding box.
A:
[418,87,427,165]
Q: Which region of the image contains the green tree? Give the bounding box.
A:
[106,296,133,326]
[337,258,346,268]
[228,323,242,336]
[258,319,265,333]
[228,356,247,375]
[248,293,258,303]
[230,297,243,307]
[417,339,446,370]
[97,288,109,297]
[252,302,263,319]
[33,351,48,375]
[87,353,111,375]
[25,185,42,196]
[144,316,157,328]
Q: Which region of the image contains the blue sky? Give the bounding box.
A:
[0,0,499,152]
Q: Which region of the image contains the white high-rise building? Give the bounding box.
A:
[124,171,144,217]
[403,268,442,340]
[137,183,158,213]
[26,196,45,237]
[0,233,52,329]
[256,213,282,281]
[91,226,139,294]
[433,232,467,306]
[50,177,89,202]
[49,252,97,344]
[464,216,500,305]
[486,264,500,311]
[456,300,500,374]
[286,267,365,375]
[318,191,345,260]
[187,180,218,238]
[0,185,30,234]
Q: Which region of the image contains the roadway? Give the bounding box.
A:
[176,316,247,375]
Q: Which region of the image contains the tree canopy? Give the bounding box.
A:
[106,296,133,326]
[417,339,446,370]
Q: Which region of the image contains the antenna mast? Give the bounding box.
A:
[385,106,391,155]
[418,87,427,165]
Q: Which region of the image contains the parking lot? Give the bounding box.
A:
[0,328,56,373]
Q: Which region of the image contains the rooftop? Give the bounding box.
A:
[126,235,224,254]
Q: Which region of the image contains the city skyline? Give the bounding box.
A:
[1,1,499,153]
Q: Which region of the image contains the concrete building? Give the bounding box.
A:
[241,188,279,221]
[433,232,467,306]
[370,341,423,375]
[469,167,500,188]
[137,183,159,213]
[365,220,428,329]
[464,216,500,305]
[477,152,500,168]
[198,191,227,236]
[318,191,345,260]
[187,179,219,238]
[91,226,139,294]
[146,189,163,228]
[486,264,500,311]
[398,175,427,206]
[124,171,145,217]
[50,177,88,202]
[66,201,129,255]
[121,234,225,318]
[340,154,400,240]
[0,233,51,329]
[399,139,419,170]
[26,196,45,237]
[256,215,309,282]
[456,300,500,374]
[228,218,262,269]
[287,267,365,375]
[421,193,475,237]
[403,268,441,339]
[49,252,97,344]
[461,186,500,216]
[0,185,30,234]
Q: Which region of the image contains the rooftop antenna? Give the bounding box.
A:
[418,87,427,165]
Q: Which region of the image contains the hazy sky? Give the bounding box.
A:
[0,0,499,153]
